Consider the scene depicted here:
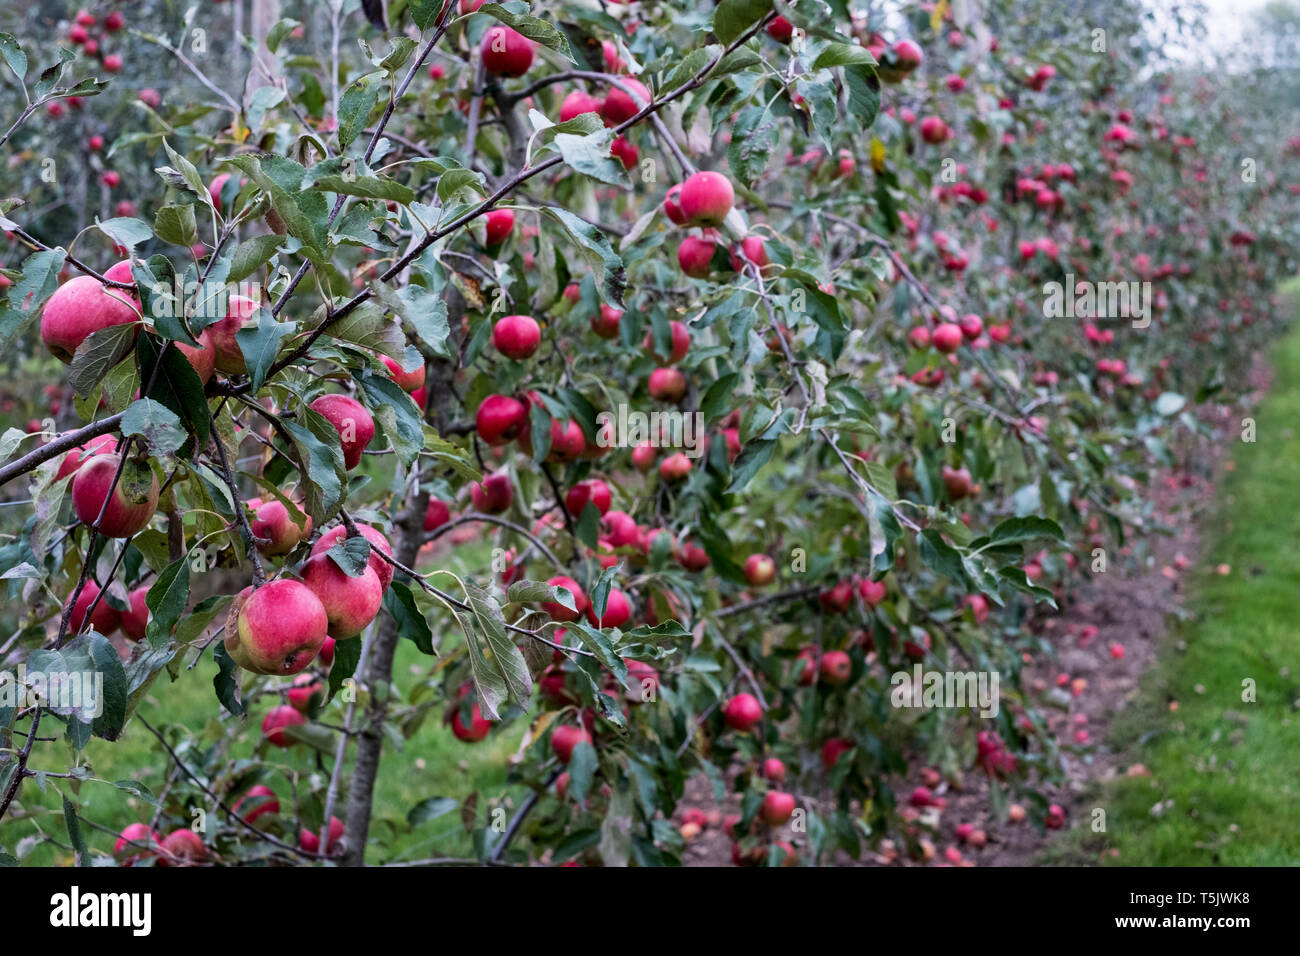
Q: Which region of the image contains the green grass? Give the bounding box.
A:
[8,640,527,865]
[1076,286,1300,865]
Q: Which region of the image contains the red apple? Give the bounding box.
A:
[301,554,384,640]
[225,580,329,675]
[311,523,394,590]
[932,322,963,353]
[207,294,260,373]
[552,724,592,764]
[644,320,690,363]
[543,575,588,622]
[484,208,514,246]
[761,791,796,825]
[470,472,513,514]
[261,704,307,747]
[820,650,852,685]
[299,817,344,854]
[560,89,603,122]
[232,784,280,824]
[591,304,622,339]
[648,367,687,402]
[72,453,159,538]
[660,452,691,482]
[722,693,763,731]
[39,274,139,363]
[481,26,534,77]
[476,394,528,445]
[68,580,121,636]
[492,314,541,360]
[744,554,776,587]
[119,586,149,641]
[602,78,651,125]
[586,587,631,628]
[663,184,688,225]
[565,479,612,517]
[381,354,426,392]
[157,829,206,866]
[56,434,117,481]
[678,235,717,278]
[679,171,734,227]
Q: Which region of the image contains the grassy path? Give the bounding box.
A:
[1088,293,1300,865]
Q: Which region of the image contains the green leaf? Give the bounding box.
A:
[212,642,246,716]
[919,528,969,586]
[1154,392,1186,416]
[62,796,89,864]
[338,73,382,151]
[228,234,284,283]
[407,796,459,827]
[265,18,301,54]
[540,206,625,308]
[553,129,629,187]
[464,582,532,704]
[385,581,435,654]
[89,631,127,740]
[843,64,881,127]
[408,0,447,30]
[326,534,372,576]
[313,174,416,204]
[726,438,775,493]
[67,323,139,399]
[96,217,153,251]
[284,414,346,524]
[145,557,190,648]
[0,33,27,83]
[327,630,363,702]
[357,369,424,464]
[120,399,186,457]
[981,516,1066,550]
[812,43,878,69]
[479,4,576,62]
[153,204,198,248]
[236,310,293,392]
[436,167,488,204]
[712,0,773,44]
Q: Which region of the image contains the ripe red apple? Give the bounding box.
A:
[586,587,632,628]
[492,314,541,359]
[233,784,280,824]
[470,471,514,514]
[68,580,121,636]
[858,578,887,606]
[761,791,796,825]
[920,115,951,144]
[560,89,602,121]
[120,586,149,641]
[157,829,206,866]
[663,184,688,225]
[766,16,794,43]
[722,693,763,731]
[590,304,622,339]
[611,136,638,170]
[644,320,691,363]
[104,11,124,30]
[72,453,159,538]
[678,235,717,278]
[450,698,492,742]
[206,294,260,373]
[225,580,329,675]
[113,822,158,862]
[676,540,711,572]
[39,274,139,362]
[481,26,534,77]
[648,367,687,402]
[819,580,854,614]
[543,575,588,622]
[484,208,514,246]
[261,704,307,748]
[381,354,426,392]
[424,497,451,532]
[288,673,324,713]
[878,38,923,82]
[959,313,984,340]
[679,171,734,227]
[744,554,776,587]
[932,322,964,353]
[552,724,592,764]
[820,650,852,685]
[631,441,657,473]
[311,523,394,590]
[660,452,691,482]
[56,433,117,481]
[566,479,612,517]
[299,817,344,854]
[475,394,528,445]
[602,78,651,125]
[173,329,216,384]
[139,88,161,109]
[309,394,375,470]
[822,737,853,768]
[301,554,384,640]
[941,465,973,500]
[250,498,308,556]
[624,658,659,704]
[762,757,786,781]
